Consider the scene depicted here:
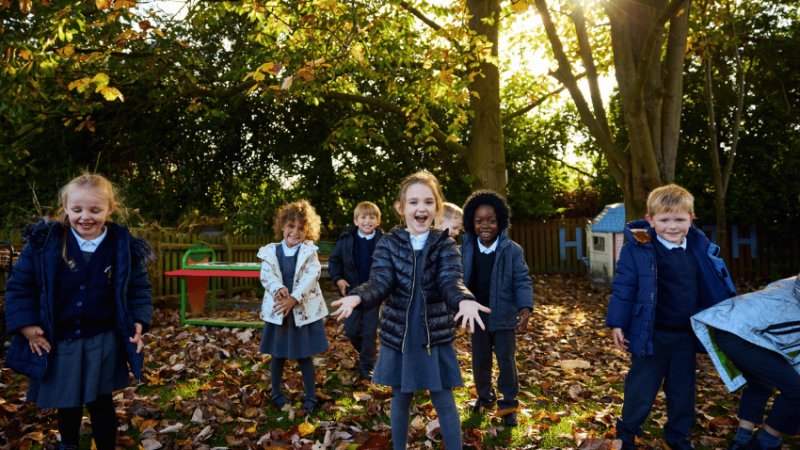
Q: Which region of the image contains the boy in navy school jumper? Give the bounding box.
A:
[460,190,533,427]
[328,201,384,380]
[606,184,736,450]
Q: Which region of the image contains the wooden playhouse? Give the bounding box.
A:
[586,203,626,288]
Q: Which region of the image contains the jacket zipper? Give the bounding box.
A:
[401,239,417,354]
[42,225,57,346]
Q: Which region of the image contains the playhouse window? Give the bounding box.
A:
[593,236,605,252]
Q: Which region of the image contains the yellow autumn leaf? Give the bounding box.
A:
[18,49,32,61]
[97,86,124,102]
[19,0,32,13]
[351,45,364,64]
[298,422,317,436]
[68,77,92,92]
[95,0,111,10]
[423,59,432,70]
[58,44,74,57]
[91,72,110,86]
[253,71,265,82]
[509,0,528,14]
[259,62,275,73]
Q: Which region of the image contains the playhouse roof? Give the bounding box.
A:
[591,203,626,233]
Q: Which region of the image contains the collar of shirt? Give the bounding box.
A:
[281,240,300,257]
[409,231,430,251]
[70,227,108,253]
[357,230,376,240]
[656,234,687,250]
[477,237,499,254]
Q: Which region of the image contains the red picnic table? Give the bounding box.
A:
[164,244,264,328]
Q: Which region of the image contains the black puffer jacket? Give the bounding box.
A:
[351,226,475,353]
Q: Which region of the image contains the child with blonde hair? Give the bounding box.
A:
[332,171,489,450]
[328,201,384,380]
[257,200,328,416]
[5,173,154,450]
[607,184,736,450]
[435,202,463,239]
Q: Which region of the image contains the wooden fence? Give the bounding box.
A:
[507,219,800,280]
[0,229,273,298]
[2,221,799,294]
[507,218,590,274]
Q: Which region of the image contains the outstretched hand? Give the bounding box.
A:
[453,300,490,333]
[21,325,50,356]
[331,295,362,321]
[129,323,145,354]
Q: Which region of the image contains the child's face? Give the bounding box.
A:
[437,218,462,238]
[646,210,694,245]
[354,214,380,236]
[474,204,499,246]
[65,186,114,241]
[396,183,437,237]
[282,219,307,248]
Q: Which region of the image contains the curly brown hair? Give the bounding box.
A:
[272,199,322,243]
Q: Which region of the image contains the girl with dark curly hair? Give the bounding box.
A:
[460,190,533,427]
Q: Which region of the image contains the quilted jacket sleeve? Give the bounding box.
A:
[4,244,43,334]
[436,238,475,312]
[606,243,638,331]
[127,237,154,333]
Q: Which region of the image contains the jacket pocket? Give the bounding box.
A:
[630,303,648,337]
[757,321,800,359]
[5,334,51,381]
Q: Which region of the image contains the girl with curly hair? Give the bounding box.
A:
[460,190,533,427]
[257,199,328,416]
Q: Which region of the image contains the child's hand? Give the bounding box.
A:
[331,295,362,321]
[612,328,629,352]
[21,325,50,356]
[454,300,491,333]
[517,308,531,334]
[273,287,289,301]
[335,279,351,297]
[129,323,145,354]
[273,296,298,317]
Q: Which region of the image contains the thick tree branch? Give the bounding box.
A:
[538,152,594,178]
[631,0,686,103]
[501,72,587,123]
[724,19,746,193]
[399,1,443,32]
[533,0,623,168]
[320,91,468,156]
[567,0,612,138]
[183,80,259,99]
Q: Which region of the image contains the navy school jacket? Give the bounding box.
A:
[4,220,154,380]
[605,220,736,360]
[461,229,533,331]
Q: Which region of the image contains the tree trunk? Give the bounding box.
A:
[466,0,506,195]
[535,0,689,222]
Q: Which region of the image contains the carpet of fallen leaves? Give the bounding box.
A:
[1,274,798,450]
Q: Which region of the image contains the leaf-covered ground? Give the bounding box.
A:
[1,274,797,450]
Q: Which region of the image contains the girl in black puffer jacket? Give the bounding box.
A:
[332,171,489,450]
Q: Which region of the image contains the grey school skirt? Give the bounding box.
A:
[27,329,130,409]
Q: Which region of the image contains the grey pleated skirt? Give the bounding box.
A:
[27,330,129,409]
[259,313,329,360]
